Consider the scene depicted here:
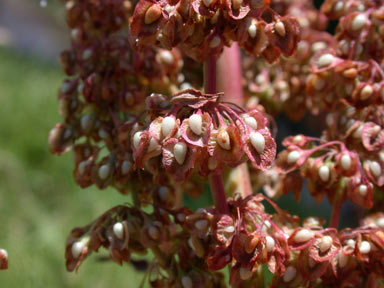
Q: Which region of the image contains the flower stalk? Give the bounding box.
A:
[204,55,229,213]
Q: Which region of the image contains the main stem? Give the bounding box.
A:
[218,44,253,198]
[204,56,229,214]
[330,201,342,229]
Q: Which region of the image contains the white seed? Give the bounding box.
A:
[195,219,209,230]
[352,14,366,31]
[148,225,160,239]
[317,53,334,68]
[334,1,343,11]
[358,184,368,196]
[159,50,174,65]
[174,142,188,165]
[78,161,87,175]
[318,165,330,182]
[71,241,84,258]
[256,74,265,84]
[248,23,257,38]
[189,114,203,136]
[283,266,297,282]
[133,131,142,148]
[81,114,92,131]
[294,229,314,243]
[161,116,176,137]
[217,130,231,150]
[121,160,132,175]
[181,276,193,288]
[275,21,286,37]
[244,116,258,129]
[338,251,348,268]
[208,157,218,170]
[158,186,169,202]
[361,85,373,100]
[232,0,243,10]
[209,36,221,48]
[319,236,333,253]
[312,41,327,52]
[224,226,235,233]
[287,150,300,164]
[250,132,265,154]
[291,136,302,144]
[340,154,352,170]
[346,239,356,248]
[239,267,252,280]
[369,161,381,178]
[359,241,371,254]
[113,222,124,240]
[266,236,275,252]
[376,217,384,227]
[98,164,111,180]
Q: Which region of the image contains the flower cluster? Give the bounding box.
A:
[65,195,384,287]
[259,136,380,210]
[130,0,300,61]
[132,89,276,181]
[243,0,332,120]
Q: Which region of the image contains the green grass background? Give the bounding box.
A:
[0,47,144,287]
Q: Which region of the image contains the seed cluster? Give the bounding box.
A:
[132,89,276,181]
[65,195,384,287]
[243,0,331,121]
[130,0,300,61]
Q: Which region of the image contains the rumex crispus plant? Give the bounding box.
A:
[48,0,384,287]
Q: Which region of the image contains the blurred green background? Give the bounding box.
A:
[0,0,145,286]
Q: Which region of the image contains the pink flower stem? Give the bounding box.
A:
[217,43,253,198]
[204,55,229,214]
[217,43,243,106]
[330,201,342,229]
